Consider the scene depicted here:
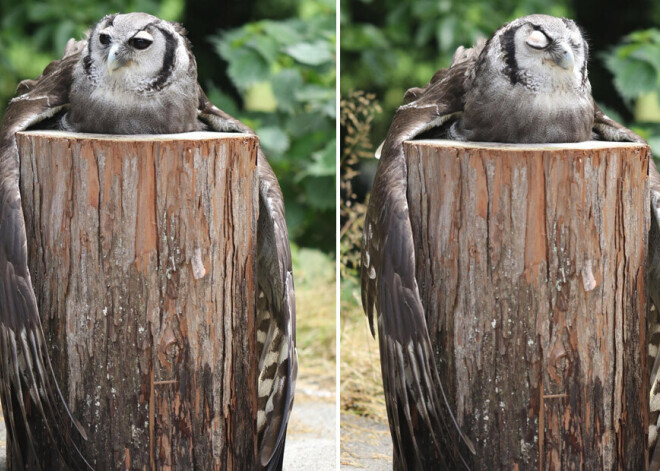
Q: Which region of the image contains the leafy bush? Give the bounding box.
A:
[602,29,660,159]
[340,91,380,280]
[210,0,336,251]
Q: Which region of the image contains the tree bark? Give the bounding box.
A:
[405,140,650,471]
[16,130,259,470]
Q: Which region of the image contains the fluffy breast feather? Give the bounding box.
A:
[458,67,594,143]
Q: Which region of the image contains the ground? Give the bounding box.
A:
[284,379,337,470]
[340,414,391,470]
[339,276,392,470]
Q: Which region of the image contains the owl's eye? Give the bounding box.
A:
[99,33,111,46]
[526,29,551,50]
[129,37,153,50]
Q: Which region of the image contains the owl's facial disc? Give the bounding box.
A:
[524,26,575,72]
[102,27,154,75]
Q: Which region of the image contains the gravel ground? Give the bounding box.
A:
[340,413,392,470]
[283,390,337,470]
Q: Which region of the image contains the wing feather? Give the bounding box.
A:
[361,50,478,469]
[592,103,646,143]
[0,46,93,469]
[648,164,660,468]
[198,89,297,471]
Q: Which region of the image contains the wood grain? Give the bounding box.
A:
[406,139,650,471]
[17,130,259,470]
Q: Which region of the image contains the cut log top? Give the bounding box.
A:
[17,129,254,142]
[408,139,647,152]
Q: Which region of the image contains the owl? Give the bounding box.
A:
[0,13,296,470]
[362,14,654,469]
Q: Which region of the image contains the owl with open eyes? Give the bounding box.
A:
[0,12,296,470]
[362,14,660,470]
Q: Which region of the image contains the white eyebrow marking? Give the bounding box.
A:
[133,31,154,42]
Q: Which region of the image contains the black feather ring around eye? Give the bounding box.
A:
[99,33,111,46]
[129,37,152,50]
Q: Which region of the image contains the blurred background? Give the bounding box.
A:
[340,0,659,466]
[0,0,336,465]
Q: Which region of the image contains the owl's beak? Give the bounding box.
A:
[107,45,129,74]
[551,46,575,71]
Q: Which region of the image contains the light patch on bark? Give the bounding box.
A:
[581,259,597,292]
[191,247,206,279]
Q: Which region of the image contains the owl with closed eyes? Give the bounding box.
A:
[0,13,296,470]
[362,14,659,470]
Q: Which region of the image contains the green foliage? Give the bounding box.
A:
[602,30,660,159]
[211,0,336,251]
[603,29,660,103]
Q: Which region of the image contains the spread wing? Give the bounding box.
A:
[0,44,92,470]
[198,90,298,471]
[361,45,480,469]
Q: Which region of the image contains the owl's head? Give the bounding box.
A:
[83,12,194,92]
[494,14,588,90]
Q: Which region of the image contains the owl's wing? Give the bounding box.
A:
[592,103,646,143]
[594,105,660,464]
[361,50,478,469]
[650,164,660,471]
[0,47,93,470]
[198,90,297,471]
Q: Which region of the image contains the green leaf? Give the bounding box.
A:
[340,24,388,51]
[257,126,290,155]
[263,20,305,46]
[629,44,660,72]
[226,49,270,89]
[295,85,335,101]
[302,140,336,178]
[303,176,335,210]
[285,113,332,137]
[272,68,304,112]
[285,41,333,65]
[250,34,280,64]
[604,54,657,100]
[244,82,278,112]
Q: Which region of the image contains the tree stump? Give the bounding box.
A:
[16,130,259,470]
[405,140,650,470]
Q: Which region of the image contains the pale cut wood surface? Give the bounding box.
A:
[405,140,649,470]
[16,130,259,470]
